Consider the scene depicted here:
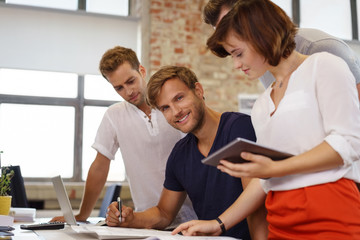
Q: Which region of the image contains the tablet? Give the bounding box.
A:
[201,137,293,167]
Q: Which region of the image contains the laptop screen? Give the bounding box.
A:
[51,175,77,225]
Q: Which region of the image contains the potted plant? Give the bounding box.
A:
[0,166,14,215]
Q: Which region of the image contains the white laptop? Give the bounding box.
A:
[51,175,107,227]
[51,175,79,225]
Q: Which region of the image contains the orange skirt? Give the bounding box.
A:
[266,178,360,240]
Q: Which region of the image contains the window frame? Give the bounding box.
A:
[292,0,358,40]
[1,0,130,16]
[0,0,133,182]
[0,75,118,182]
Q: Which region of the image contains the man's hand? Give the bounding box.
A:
[50,214,87,223]
[105,201,134,227]
[50,216,66,223]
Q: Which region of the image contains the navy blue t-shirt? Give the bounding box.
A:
[164,112,256,240]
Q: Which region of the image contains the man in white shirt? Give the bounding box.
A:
[51,46,197,226]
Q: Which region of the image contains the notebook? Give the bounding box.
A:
[51,175,78,225]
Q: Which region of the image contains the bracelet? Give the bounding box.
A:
[215,217,226,234]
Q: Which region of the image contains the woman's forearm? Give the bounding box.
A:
[219,178,266,231]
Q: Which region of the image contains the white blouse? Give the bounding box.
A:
[251,52,360,193]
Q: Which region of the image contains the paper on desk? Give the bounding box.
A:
[71,225,240,240]
[9,207,36,222]
[0,215,14,226]
[72,225,171,239]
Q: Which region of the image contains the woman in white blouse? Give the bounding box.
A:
[172,0,360,239]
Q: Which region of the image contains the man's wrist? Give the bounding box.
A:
[215,217,226,234]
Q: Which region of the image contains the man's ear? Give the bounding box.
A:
[139,65,146,79]
[194,82,204,99]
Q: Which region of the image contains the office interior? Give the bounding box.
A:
[0,0,359,218]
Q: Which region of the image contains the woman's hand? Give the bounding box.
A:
[218,152,278,179]
[171,220,222,236]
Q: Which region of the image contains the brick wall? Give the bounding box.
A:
[139,0,264,113]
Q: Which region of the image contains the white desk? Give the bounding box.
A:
[13,223,97,240]
[11,223,39,240]
[11,218,101,240]
[11,219,240,240]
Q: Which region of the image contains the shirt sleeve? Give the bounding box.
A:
[91,110,119,160]
[315,53,360,166]
[163,145,185,192]
[306,39,360,85]
[229,114,257,142]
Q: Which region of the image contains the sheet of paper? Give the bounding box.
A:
[71,225,240,240]
[0,215,14,226]
[9,207,36,222]
[72,225,171,239]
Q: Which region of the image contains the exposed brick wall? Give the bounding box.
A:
[141,0,264,113]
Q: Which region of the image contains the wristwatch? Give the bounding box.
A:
[215,217,226,234]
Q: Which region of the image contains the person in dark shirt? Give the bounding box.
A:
[105,66,267,239]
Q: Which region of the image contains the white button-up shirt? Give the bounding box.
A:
[252,52,360,193]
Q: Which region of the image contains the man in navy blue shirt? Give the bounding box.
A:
[105,66,267,239]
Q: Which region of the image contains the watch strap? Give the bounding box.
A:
[215,217,226,234]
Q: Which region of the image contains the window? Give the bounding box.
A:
[82,106,125,181]
[6,0,78,10]
[86,0,129,16]
[299,0,352,40]
[0,69,124,181]
[83,75,125,181]
[5,0,129,16]
[0,69,77,98]
[0,0,138,182]
[357,0,360,39]
[84,75,123,101]
[0,2,138,75]
[0,104,75,178]
[272,1,357,41]
[272,0,292,20]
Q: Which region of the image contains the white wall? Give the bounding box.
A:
[0,4,139,75]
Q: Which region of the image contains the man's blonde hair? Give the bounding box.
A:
[147,66,199,108]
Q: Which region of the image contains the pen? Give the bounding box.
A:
[117,197,122,223]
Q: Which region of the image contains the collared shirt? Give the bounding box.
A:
[252,53,360,193]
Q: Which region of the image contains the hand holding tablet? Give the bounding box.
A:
[201,138,293,167]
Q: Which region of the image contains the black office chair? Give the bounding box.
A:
[98,184,121,218]
[2,165,29,208]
